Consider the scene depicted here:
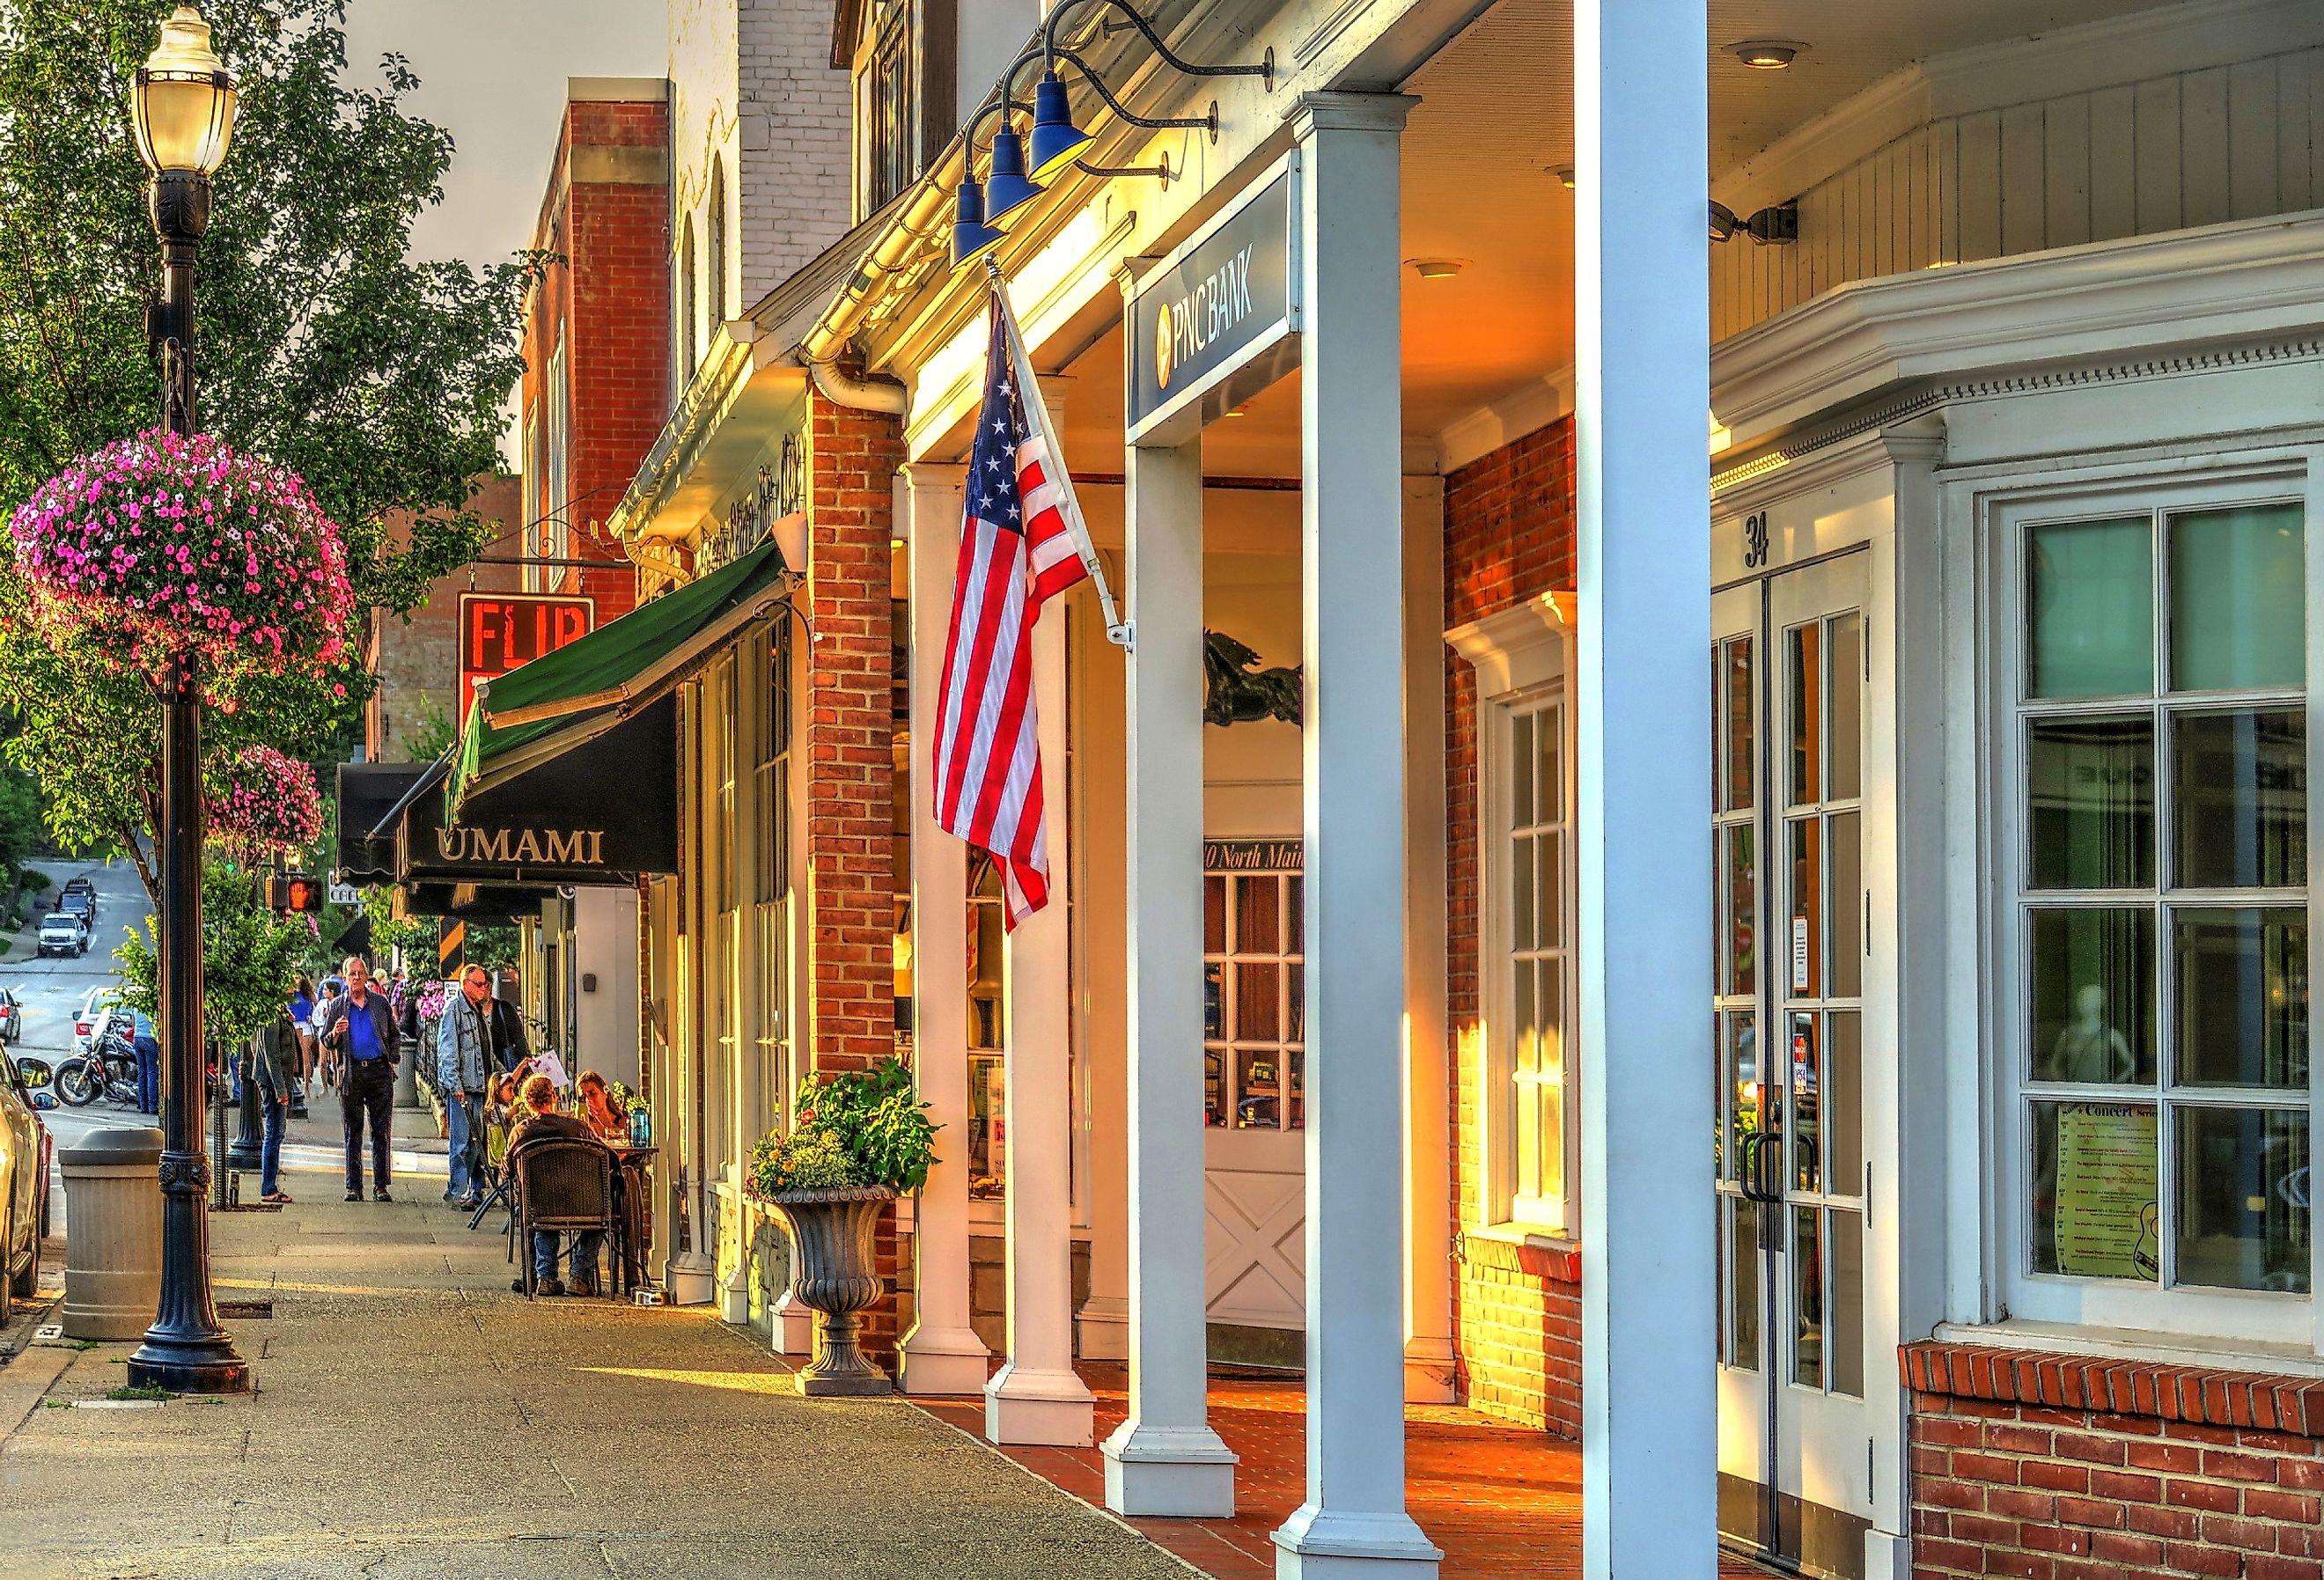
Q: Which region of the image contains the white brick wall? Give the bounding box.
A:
[666,0,852,328]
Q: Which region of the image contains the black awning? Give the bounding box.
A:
[398,880,554,922]
[399,693,678,887]
[337,763,429,885]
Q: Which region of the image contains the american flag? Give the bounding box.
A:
[931,292,1104,925]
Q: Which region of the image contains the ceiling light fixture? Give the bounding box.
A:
[1408,257,1467,280]
[1551,165,1575,189]
[1729,40,1806,70]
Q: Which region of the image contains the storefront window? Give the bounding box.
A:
[967,855,1005,1198]
[1202,861,1305,1132]
[754,629,791,1128]
[2017,500,2311,1297]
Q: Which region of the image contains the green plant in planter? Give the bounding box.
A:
[744,1055,939,1198]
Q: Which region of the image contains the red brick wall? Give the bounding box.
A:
[1444,417,1579,1437]
[1906,1341,2324,1580]
[519,93,668,624]
[802,393,905,1361]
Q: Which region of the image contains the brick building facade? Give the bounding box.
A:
[518,79,672,621]
[1443,417,1584,1437]
[364,474,522,762]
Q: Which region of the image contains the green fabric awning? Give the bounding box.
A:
[448,540,792,812]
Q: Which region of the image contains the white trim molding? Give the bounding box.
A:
[1711,209,2324,447]
[1445,592,1575,700]
[1434,367,1575,476]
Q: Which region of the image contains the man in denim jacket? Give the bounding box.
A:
[437,965,496,1209]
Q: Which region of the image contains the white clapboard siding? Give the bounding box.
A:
[1712,46,2323,342]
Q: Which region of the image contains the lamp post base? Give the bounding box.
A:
[126,1338,250,1394]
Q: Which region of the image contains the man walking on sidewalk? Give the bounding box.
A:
[437,965,495,1210]
[321,955,400,1202]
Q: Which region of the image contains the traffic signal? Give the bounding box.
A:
[269,874,324,913]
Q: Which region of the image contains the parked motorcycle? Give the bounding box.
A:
[54,1025,141,1108]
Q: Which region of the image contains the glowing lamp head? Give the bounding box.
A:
[1026,72,1092,180]
[983,127,1045,228]
[951,178,1005,269]
[131,4,237,176]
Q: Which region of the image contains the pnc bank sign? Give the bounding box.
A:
[1127,163,1297,443]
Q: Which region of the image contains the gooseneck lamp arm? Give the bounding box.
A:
[1040,0,1275,85]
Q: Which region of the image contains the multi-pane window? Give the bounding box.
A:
[706,159,729,329]
[1501,694,1569,1230]
[678,219,698,380]
[1713,633,1760,1370]
[1203,866,1306,1131]
[863,0,914,212]
[2015,499,2310,1300]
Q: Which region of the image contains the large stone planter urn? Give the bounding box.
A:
[766,1185,896,1396]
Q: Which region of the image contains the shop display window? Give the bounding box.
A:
[967,855,1006,1197]
[1202,867,1305,1131]
[2013,496,2312,1304]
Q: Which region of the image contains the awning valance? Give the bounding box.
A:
[336,763,429,884]
[448,538,792,810]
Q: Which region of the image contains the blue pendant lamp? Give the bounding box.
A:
[983,125,1045,227]
[952,175,1004,268]
[1026,71,1092,180]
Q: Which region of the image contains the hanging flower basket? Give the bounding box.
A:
[7,430,356,689]
[205,746,323,860]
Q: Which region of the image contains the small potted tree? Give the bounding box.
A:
[745,1057,936,1396]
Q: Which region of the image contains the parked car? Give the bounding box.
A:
[0,988,22,1044]
[60,877,95,914]
[37,913,86,959]
[0,1047,49,1321]
[73,987,121,1052]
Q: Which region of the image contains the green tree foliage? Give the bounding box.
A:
[0,1,534,900]
[461,920,519,971]
[116,859,305,1049]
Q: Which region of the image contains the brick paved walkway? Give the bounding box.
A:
[921,1363,1775,1578]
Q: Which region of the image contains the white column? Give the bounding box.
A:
[899,462,991,1395]
[1273,91,1438,1580]
[985,419,1097,1444]
[1400,474,1456,1406]
[1102,431,1237,1517]
[1574,0,1715,1576]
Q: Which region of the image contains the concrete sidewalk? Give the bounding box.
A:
[0,1146,1195,1579]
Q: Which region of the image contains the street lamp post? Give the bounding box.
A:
[123,4,247,1395]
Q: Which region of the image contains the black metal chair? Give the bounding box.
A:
[511,1138,619,1300]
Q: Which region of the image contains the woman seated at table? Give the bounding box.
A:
[575,1070,627,1142]
[481,1071,520,1182]
[506,1074,608,1297]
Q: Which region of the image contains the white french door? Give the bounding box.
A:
[1715,552,1876,1578]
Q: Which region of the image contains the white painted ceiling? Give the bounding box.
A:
[1060,0,2189,477]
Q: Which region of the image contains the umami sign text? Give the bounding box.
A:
[435,826,607,867]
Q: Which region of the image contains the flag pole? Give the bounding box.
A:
[984,257,1133,649]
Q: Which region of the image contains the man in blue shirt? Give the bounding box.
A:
[320,955,401,1202]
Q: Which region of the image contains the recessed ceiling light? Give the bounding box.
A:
[1729,40,1806,70]
[1224,406,1248,419]
[1551,165,1575,189]
[1408,257,1468,280]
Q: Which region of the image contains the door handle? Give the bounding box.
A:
[1739,1131,1785,1205]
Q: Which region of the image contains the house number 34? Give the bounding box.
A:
[1742,510,1770,569]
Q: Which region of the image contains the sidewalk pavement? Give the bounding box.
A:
[0,1143,1197,1579]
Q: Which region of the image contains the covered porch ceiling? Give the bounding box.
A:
[1048,0,2195,480]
